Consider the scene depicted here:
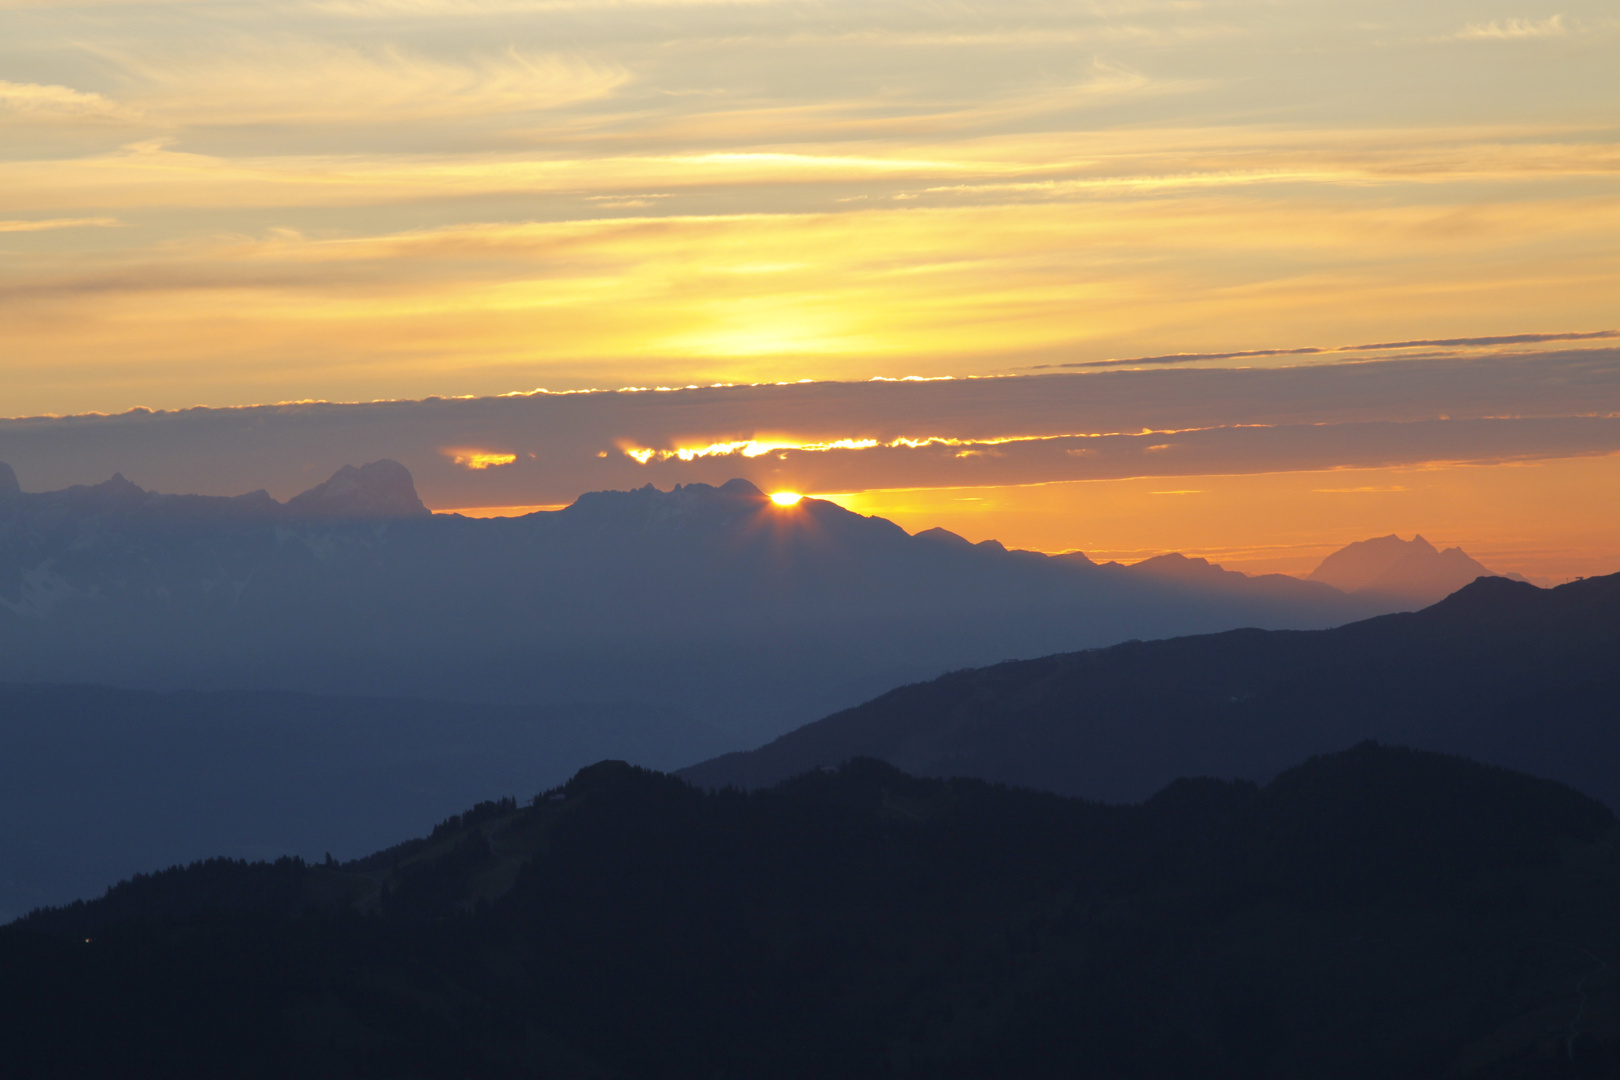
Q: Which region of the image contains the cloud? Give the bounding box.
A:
[1058,347,1326,369]
[1347,331,1620,351]
[0,217,121,233]
[1312,486,1409,494]
[1450,15,1567,40]
[1,0,1617,426]
[444,449,518,469]
[100,43,629,126]
[0,80,141,126]
[1059,331,1620,368]
[1,350,1617,510]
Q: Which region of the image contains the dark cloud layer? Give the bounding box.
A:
[1058,332,1618,369]
[0,349,1615,508]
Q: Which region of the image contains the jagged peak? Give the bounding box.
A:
[1308,532,1481,596]
[96,472,146,495]
[571,478,772,513]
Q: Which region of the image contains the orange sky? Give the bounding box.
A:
[824,454,1620,582]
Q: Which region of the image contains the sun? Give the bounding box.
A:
[770,491,804,506]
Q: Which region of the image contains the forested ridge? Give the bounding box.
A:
[5,743,1619,1078]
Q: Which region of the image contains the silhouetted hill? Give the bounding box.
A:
[681,574,1620,808]
[0,683,733,922]
[5,745,1617,1078]
[0,462,1397,744]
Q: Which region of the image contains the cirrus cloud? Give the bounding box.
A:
[1450,15,1568,40]
[99,42,629,126]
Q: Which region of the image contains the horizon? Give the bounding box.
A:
[3,345,1615,580]
[1,453,1587,588]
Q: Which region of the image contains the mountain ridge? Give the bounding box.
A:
[4,743,1617,1078]
[679,572,1620,807]
[0,462,1416,742]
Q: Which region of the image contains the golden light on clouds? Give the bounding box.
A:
[0,0,1615,414]
[445,449,518,470]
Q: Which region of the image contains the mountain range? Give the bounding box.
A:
[0,460,1541,919]
[5,744,1616,1078]
[682,573,1620,808]
[0,460,1495,740]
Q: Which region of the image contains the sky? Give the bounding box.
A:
[2,0,1617,577]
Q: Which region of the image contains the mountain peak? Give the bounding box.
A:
[1308,534,1418,591]
[283,460,429,519]
[1416,573,1543,623]
[718,478,764,497]
[65,472,152,509]
[912,526,974,549]
[0,461,17,497]
[1308,533,1498,603]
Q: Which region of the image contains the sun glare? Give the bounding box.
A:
[770,491,804,506]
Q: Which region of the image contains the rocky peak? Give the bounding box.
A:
[283,460,430,519]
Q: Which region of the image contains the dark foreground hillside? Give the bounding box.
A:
[6,744,1619,1079]
[682,572,1620,806]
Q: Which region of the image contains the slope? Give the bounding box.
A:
[4,745,1617,1078]
[681,573,1620,807]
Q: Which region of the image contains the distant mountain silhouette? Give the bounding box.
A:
[282,458,429,518]
[1117,550,1350,602]
[0,462,1402,745]
[1308,532,1506,604]
[682,573,1620,809]
[5,744,1617,1077]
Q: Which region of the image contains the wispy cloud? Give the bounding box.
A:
[1056,347,1326,369]
[1348,330,1620,350]
[1,0,1618,420]
[97,43,628,126]
[0,80,141,125]
[1056,331,1620,368]
[0,217,121,233]
[1450,14,1567,40]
